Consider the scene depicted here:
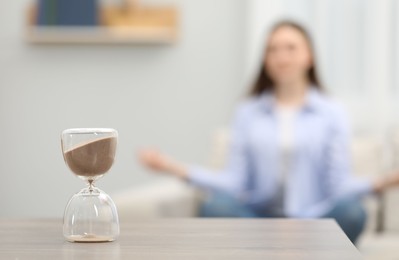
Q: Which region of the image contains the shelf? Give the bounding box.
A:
[26,25,177,44]
[26,4,178,44]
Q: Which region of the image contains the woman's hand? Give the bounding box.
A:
[137,148,188,179]
[373,171,399,193]
[138,149,169,172]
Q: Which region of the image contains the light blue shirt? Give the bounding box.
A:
[187,89,373,218]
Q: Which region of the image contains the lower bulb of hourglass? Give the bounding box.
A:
[63,186,120,242]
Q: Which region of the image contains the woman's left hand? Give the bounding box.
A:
[373,172,399,193]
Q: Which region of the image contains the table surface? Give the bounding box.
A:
[0,218,361,259]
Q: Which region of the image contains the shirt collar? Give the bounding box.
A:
[256,87,323,114]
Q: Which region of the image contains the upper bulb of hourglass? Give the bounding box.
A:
[62,129,117,184]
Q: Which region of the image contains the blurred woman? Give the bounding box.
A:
[138,21,399,244]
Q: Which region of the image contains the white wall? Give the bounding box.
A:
[0,0,247,217]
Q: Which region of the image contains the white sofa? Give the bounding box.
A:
[112,128,399,259]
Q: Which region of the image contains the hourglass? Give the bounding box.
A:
[61,128,119,242]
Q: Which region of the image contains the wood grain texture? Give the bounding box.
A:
[0,218,362,259]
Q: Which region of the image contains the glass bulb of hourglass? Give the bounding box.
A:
[61,128,119,242]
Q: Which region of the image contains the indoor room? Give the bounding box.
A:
[1,0,399,259]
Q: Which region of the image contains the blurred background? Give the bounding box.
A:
[0,0,246,218]
[1,0,399,257]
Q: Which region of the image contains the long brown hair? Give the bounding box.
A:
[249,20,323,96]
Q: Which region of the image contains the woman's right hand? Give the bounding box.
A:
[138,149,170,172]
[137,148,188,179]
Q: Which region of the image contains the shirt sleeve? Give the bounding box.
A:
[186,104,250,196]
[300,105,373,218]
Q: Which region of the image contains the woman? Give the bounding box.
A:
[138,21,399,244]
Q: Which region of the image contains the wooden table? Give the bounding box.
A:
[0,218,361,259]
